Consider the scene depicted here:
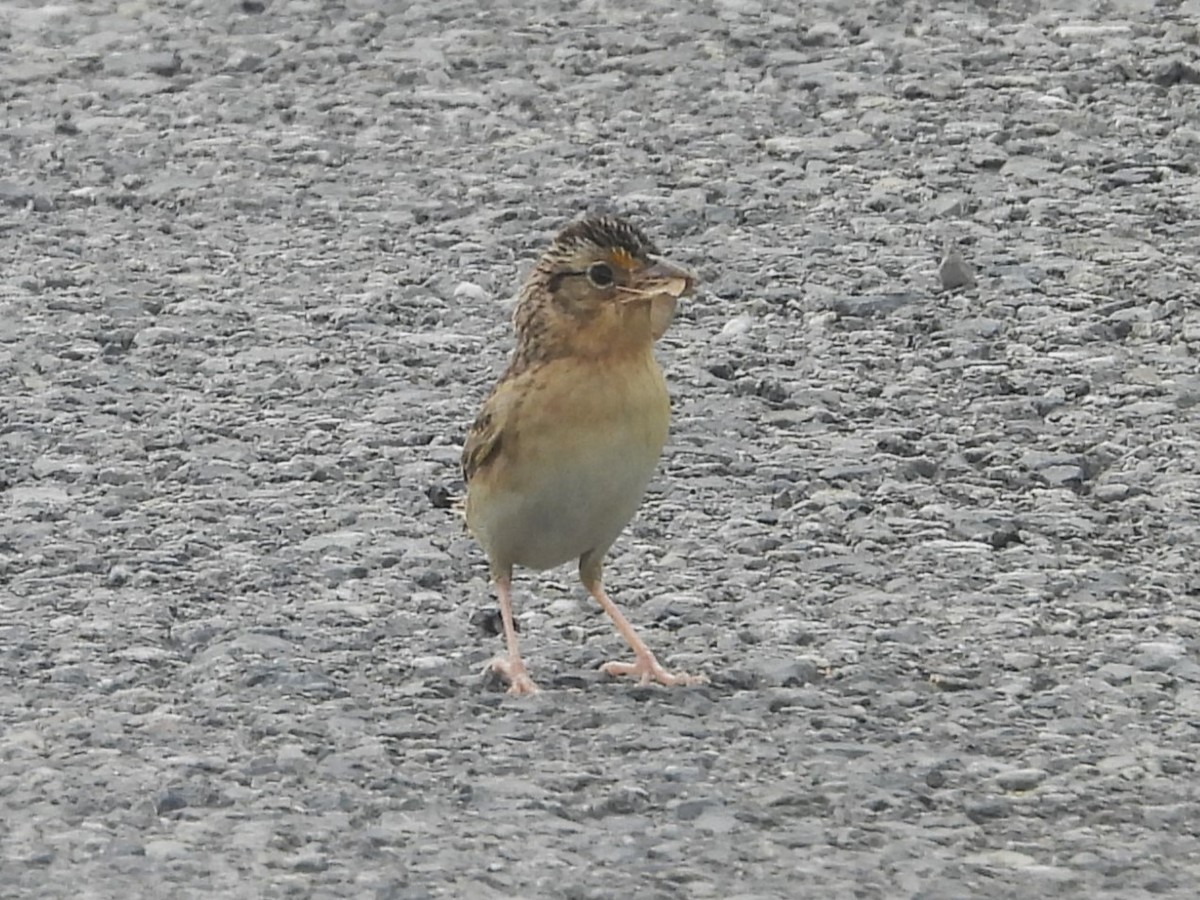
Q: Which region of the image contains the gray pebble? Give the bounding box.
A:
[1134,642,1186,672]
[965,797,1011,823]
[994,768,1047,792]
[1092,482,1131,503]
[939,245,977,291]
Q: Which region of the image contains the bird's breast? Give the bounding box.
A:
[468,350,669,572]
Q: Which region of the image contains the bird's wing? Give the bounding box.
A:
[462,378,514,485]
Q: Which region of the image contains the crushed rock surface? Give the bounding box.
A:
[3,0,1200,897]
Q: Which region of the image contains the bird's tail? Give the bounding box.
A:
[427,483,465,520]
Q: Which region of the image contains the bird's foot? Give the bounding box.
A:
[601,653,707,688]
[489,656,541,696]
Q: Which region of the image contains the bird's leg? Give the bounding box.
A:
[582,569,705,688]
[488,574,540,695]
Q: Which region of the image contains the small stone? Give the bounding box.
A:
[1096,754,1142,775]
[707,359,737,380]
[748,656,821,687]
[453,281,490,303]
[1054,23,1133,40]
[876,434,918,457]
[545,597,581,619]
[426,483,454,509]
[833,129,875,151]
[1134,642,1185,672]
[830,293,918,317]
[899,457,938,480]
[808,488,862,509]
[964,849,1037,867]
[875,624,924,645]
[1170,659,1200,683]
[928,194,968,218]
[994,768,1047,791]
[958,317,1003,338]
[801,21,844,45]
[716,314,753,340]
[939,245,977,291]
[1154,59,1200,87]
[225,51,264,73]
[411,654,452,673]
[1034,386,1067,415]
[145,51,182,77]
[1002,651,1040,670]
[144,840,189,861]
[675,798,718,821]
[1092,483,1130,503]
[0,181,35,207]
[98,468,137,485]
[1096,662,1136,684]
[155,789,189,815]
[965,797,1010,823]
[881,689,923,707]
[134,326,183,346]
[288,852,329,873]
[1040,465,1084,488]
[106,564,132,587]
[1106,168,1159,188]
[988,522,1022,550]
[594,785,650,816]
[1131,671,1172,688]
[470,607,509,636]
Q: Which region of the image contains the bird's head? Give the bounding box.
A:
[512,216,696,362]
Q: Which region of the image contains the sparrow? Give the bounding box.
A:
[461,215,703,695]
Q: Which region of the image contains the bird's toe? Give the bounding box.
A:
[489,656,541,696]
[601,654,706,688]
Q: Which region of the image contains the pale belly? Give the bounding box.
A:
[468,354,669,573]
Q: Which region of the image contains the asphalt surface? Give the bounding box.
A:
[3,0,1200,897]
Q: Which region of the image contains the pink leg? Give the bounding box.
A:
[488,575,539,696]
[585,579,706,687]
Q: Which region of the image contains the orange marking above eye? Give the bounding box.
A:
[608,248,637,271]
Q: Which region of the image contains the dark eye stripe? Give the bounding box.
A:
[549,266,617,291]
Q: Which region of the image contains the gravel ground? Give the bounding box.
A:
[4,0,1200,897]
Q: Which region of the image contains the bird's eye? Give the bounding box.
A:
[586,262,615,288]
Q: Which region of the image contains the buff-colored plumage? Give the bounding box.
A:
[462,216,703,695]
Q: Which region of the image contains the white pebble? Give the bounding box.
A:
[716,313,753,340]
[453,281,490,302]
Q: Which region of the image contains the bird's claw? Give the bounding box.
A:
[488,657,541,695]
[601,654,707,687]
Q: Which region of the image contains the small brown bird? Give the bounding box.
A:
[461,215,703,695]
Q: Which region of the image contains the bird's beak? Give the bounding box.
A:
[623,258,696,341]
[631,258,696,300]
